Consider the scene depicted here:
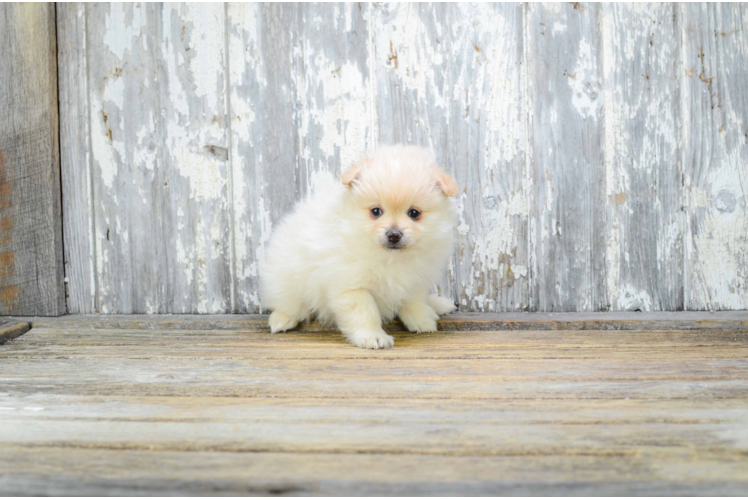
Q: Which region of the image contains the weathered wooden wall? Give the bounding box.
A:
[0,3,66,316]
[58,3,748,314]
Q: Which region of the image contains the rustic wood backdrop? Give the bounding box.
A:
[0,3,65,316]
[56,2,747,314]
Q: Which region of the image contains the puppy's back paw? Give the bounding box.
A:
[349,330,395,349]
[427,295,457,316]
[399,301,439,333]
[268,310,299,333]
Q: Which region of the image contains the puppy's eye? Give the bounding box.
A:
[408,208,421,219]
[370,207,383,217]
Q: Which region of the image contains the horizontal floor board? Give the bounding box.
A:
[3,353,748,383]
[1,447,747,496]
[3,327,747,356]
[4,383,748,401]
[2,395,748,457]
[11,311,748,332]
[4,393,748,421]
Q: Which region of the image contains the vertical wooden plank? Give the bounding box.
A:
[602,4,683,311]
[682,3,748,310]
[86,3,161,313]
[370,3,529,311]
[58,3,96,314]
[294,3,377,198]
[526,3,606,311]
[228,4,300,313]
[86,3,231,313]
[159,3,232,314]
[449,4,528,312]
[0,3,65,315]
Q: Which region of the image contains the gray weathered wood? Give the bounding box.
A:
[58,3,96,314]
[1,319,747,494]
[0,3,65,316]
[56,3,748,313]
[1,447,747,496]
[19,310,748,332]
[228,4,301,313]
[527,2,607,312]
[4,388,748,450]
[681,3,748,311]
[0,318,29,344]
[83,3,232,313]
[294,3,377,199]
[602,4,684,311]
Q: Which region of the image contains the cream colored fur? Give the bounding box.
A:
[259,145,458,349]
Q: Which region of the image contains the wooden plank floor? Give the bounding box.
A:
[1,313,748,496]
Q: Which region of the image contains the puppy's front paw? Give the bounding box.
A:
[268,310,299,333]
[350,330,395,349]
[399,302,439,333]
[427,295,457,316]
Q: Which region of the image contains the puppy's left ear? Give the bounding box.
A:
[341,157,371,188]
[434,169,458,197]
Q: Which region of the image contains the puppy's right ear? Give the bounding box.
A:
[341,157,371,188]
[434,168,459,197]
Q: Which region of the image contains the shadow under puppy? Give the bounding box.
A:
[259,145,458,349]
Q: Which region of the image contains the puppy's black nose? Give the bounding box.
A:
[387,229,402,243]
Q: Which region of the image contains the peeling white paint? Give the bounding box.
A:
[67,3,748,315]
[103,3,147,62]
[568,39,601,119]
[513,265,528,279]
[603,4,682,311]
[617,285,653,311]
[253,194,273,285]
[373,3,447,111]
[92,71,126,189]
[176,238,194,288]
[182,5,225,114]
[308,60,372,172]
[169,145,226,202]
[194,216,209,314]
[552,22,567,35]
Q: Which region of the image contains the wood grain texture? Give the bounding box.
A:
[602,4,684,311]
[57,3,95,314]
[681,3,748,311]
[0,3,65,316]
[84,3,232,314]
[2,447,747,496]
[56,3,748,313]
[527,2,607,312]
[20,310,748,332]
[0,318,29,344]
[294,3,377,199]
[1,320,747,494]
[228,4,300,313]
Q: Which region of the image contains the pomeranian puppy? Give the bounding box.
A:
[259,145,458,349]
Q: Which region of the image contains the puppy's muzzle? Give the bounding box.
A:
[386,229,402,244]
